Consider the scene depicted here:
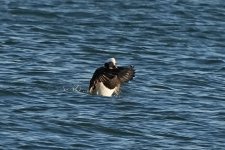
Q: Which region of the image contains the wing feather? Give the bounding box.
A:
[117,66,135,83]
[89,65,135,94]
[89,67,119,91]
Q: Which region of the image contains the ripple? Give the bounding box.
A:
[196,58,225,65]
[9,7,59,19]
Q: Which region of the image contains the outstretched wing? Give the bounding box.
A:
[117,65,135,83]
[89,67,119,91]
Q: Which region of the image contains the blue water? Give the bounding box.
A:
[1,0,225,149]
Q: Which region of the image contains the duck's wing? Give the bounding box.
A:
[117,65,135,83]
[89,67,120,92]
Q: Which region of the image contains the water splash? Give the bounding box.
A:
[63,83,88,95]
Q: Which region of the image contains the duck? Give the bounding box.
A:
[89,58,135,97]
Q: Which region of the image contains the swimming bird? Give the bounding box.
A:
[89,58,135,97]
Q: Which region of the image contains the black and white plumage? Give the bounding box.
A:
[89,58,135,97]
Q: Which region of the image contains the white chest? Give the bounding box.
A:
[96,82,116,97]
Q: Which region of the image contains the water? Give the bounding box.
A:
[1,0,225,149]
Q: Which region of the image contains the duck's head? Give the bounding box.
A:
[104,58,117,69]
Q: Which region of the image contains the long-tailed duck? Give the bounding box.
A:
[89,58,135,97]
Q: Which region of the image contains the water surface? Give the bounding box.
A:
[1,0,225,149]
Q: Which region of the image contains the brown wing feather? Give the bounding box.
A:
[89,67,104,91]
[89,65,135,93]
[117,66,135,83]
[89,67,120,91]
